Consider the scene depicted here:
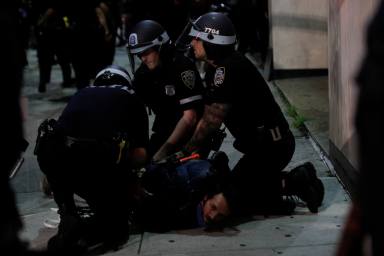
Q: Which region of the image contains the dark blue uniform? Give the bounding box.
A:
[37,85,148,245]
[133,53,204,156]
[57,85,148,142]
[205,51,295,214]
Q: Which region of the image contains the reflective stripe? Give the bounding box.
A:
[189,27,236,45]
[179,95,203,105]
[95,68,132,84]
[269,126,282,141]
[129,31,170,54]
[89,84,134,94]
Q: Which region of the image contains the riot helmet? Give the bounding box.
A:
[127,20,170,55]
[94,65,132,87]
[189,12,236,46]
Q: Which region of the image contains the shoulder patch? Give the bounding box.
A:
[214,67,225,86]
[181,70,196,89]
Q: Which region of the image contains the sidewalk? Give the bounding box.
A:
[15,47,351,255]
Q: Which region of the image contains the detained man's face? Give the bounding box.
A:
[139,48,160,70]
[202,192,231,225]
[191,38,207,61]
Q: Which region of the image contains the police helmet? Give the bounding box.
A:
[127,20,170,55]
[94,65,132,87]
[189,12,236,46]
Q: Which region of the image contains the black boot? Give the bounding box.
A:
[47,205,85,255]
[283,162,324,213]
[209,151,231,175]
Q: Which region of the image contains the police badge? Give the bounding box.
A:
[181,70,195,89]
[214,67,225,86]
[129,33,138,46]
[165,85,176,96]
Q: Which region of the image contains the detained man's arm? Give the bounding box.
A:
[185,102,230,153]
[152,109,198,162]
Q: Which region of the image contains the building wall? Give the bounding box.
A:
[328,0,379,183]
[329,0,378,170]
[270,0,328,70]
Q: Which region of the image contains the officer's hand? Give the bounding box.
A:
[150,149,189,166]
[167,149,190,164]
[168,148,201,165]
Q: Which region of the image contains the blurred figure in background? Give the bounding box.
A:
[0,1,48,255]
[31,0,73,93]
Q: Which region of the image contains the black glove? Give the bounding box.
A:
[167,148,201,165]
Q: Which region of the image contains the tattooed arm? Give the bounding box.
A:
[152,109,198,161]
[185,102,231,153]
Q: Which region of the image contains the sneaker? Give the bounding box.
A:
[284,162,324,213]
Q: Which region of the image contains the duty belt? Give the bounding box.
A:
[64,135,129,164]
[64,136,99,148]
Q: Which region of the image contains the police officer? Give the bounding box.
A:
[127,20,205,162]
[32,0,73,92]
[184,12,323,215]
[36,65,148,254]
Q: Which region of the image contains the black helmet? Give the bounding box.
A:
[127,20,170,55]
[94,65,132,87]
[189,12,236,46]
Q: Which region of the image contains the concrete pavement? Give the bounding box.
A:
[13,47,351,255]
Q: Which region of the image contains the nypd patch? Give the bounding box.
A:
[181,70,195,89]
[214,67,225,86]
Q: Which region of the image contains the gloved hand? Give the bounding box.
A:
[151,148,200,170]
[167,148,200,165]
[152,148,192,164]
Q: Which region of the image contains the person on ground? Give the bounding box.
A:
[135,151,235,232]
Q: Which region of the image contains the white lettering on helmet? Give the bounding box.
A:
[129,33,138,46]
[204,27,220,35]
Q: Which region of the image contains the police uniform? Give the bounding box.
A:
[37,84,149,246]
[133,53,204,157]
[205,51,296,214]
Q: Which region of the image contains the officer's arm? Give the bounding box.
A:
[152,109,198,161]
[185,102,230,153]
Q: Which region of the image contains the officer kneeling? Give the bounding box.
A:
[35,65,149,255]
